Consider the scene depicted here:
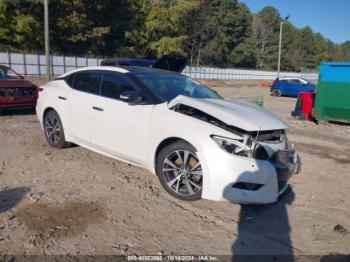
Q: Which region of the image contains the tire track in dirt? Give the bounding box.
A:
[289,127,350,147]
[293,141,350,164]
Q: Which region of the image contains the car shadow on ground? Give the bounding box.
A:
[0,108,36,116]
[270,94,298,99]
[0,187,30,213]
[230,187,296,261]
[328,120,350,127]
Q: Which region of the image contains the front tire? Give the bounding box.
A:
[156,141,203,201]
[44,110,70,148]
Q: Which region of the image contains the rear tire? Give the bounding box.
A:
[271,89,282,97]
[44,110,71,148]
[156,140,202,201]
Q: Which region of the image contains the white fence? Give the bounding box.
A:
[183,66,318,81]
[0,51,318,81]
[0,52,102,76]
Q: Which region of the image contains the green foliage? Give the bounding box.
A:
[0,0,43,51]
[341,41,350,61]
[200,1,255,67]
[0,0,348,69]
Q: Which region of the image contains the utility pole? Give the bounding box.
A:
[44,0,51,81]
[277,15,290,78]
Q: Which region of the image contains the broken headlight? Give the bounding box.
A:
[211,135,253,157]
[211,135,269,160]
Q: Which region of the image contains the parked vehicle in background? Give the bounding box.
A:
[0,65,38,112]
[101,54,188,73]
[271,77,316,97]
[36,66,300,204]
[101,58,155,68]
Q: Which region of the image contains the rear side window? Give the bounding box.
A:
[73,72,101,95]
[100,73,135,100]
[281,79,293,84]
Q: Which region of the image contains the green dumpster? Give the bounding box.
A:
[313,62,350,123]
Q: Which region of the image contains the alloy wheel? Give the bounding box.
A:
[45,113,61,145]
[162,150,202,197]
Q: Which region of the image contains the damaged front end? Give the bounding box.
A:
[209,131,300,195]
[170,100,300,197]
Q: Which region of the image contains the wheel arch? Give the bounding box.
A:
[154,137,196,171]
[42,107,56,122]
[42,107,68,138]
[272,87,283,96]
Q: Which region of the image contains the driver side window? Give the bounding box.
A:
[101,73,135,100]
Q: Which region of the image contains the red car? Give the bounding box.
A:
[0,65,38,111]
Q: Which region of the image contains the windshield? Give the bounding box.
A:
[134,72,221,102]
[0,66,20,80]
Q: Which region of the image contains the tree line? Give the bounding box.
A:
[0,0,349,71]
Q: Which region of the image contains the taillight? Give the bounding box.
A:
[37,87,44,97]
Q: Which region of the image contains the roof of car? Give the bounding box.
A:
[59,65,181,78]
[279,77,300,80]
[278,77,307,81]
[122,66,181,75]
[59,66,128,77]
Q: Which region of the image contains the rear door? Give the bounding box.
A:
[276,79,290,95]
[67,71,102,144]
[281,79,299,96]
[289,79,301,96]
[90,72,154,165]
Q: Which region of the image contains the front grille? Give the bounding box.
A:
[0,87,36,97]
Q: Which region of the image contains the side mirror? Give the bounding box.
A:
[119,90,143,103]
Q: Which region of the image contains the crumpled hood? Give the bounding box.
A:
[168,95,288,132]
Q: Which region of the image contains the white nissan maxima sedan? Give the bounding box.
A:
[36,66,300,203]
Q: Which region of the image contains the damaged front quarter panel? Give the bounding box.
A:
[168,96,287,145]
[167,96,300,169]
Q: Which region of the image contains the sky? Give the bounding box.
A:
[240,0,349,44]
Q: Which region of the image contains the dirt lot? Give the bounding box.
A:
[0,78,350,257]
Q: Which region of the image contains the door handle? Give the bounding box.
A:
[92,106,104,112]
[58,96,67,100]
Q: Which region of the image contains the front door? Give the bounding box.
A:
[90,72,154,165]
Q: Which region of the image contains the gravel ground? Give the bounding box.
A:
[0,78,350,257]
